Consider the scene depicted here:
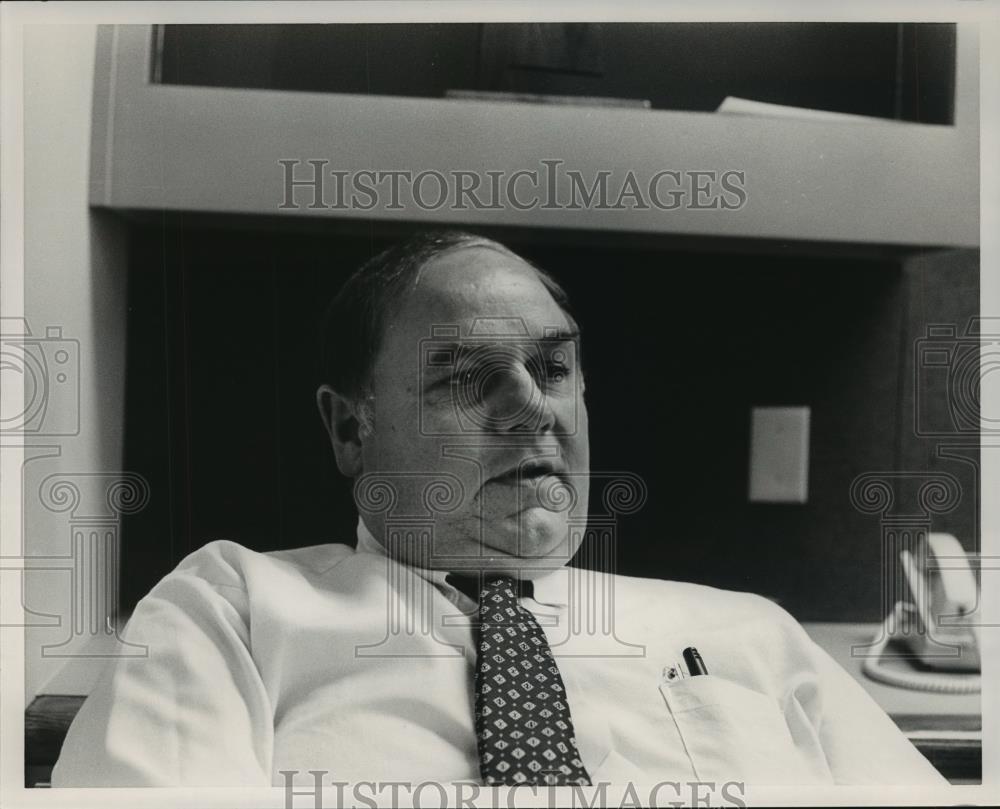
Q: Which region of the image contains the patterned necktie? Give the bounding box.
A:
[473,575,591,786]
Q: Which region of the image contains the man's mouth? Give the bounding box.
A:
[487,458,563,486]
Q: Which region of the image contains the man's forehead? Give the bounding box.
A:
[398,245,570,337]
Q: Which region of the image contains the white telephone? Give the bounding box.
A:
[861,533,980,694]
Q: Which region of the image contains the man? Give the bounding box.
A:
[53,230,946,788]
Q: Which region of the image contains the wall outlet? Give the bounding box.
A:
[748,406,810,503]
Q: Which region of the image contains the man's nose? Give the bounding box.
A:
[479,362,555,433]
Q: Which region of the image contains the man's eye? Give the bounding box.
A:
[451,368,479,394]
[545,362,571,384]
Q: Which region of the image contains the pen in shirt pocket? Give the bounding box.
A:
[683,646,708,677]
[662,646,708,684]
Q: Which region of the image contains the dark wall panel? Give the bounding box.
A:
[121,219,978,621]
[897,249,981,550]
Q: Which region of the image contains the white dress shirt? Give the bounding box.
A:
[52,522,946,787]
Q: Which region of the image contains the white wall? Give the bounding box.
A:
[22,24,129,702]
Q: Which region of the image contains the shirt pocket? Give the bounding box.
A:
[659,674,829,785]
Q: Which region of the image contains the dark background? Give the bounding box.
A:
[120,217,979,620]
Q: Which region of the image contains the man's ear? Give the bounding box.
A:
[316,384,365,477]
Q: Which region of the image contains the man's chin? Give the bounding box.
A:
[425,524,578,577]
[477,527,578,575]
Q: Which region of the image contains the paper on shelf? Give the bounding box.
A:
[716,96,901,123]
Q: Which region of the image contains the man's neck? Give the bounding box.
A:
[353,518,570,609]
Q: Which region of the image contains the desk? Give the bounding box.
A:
[25,622,981,786]
[803,622,981,783]
[25,628,128,788]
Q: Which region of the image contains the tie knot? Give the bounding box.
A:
[482,575,517,601]
[446,573,533,603]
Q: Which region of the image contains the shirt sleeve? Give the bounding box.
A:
[780,616,950,785]
[51,541,274,786]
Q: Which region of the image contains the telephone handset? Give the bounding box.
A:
[861,533,980,694]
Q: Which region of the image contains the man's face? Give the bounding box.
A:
[357,245,590,578]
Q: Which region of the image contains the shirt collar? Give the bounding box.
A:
[354,518,569,609]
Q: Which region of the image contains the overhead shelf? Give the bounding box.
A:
[90,24,979,248]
